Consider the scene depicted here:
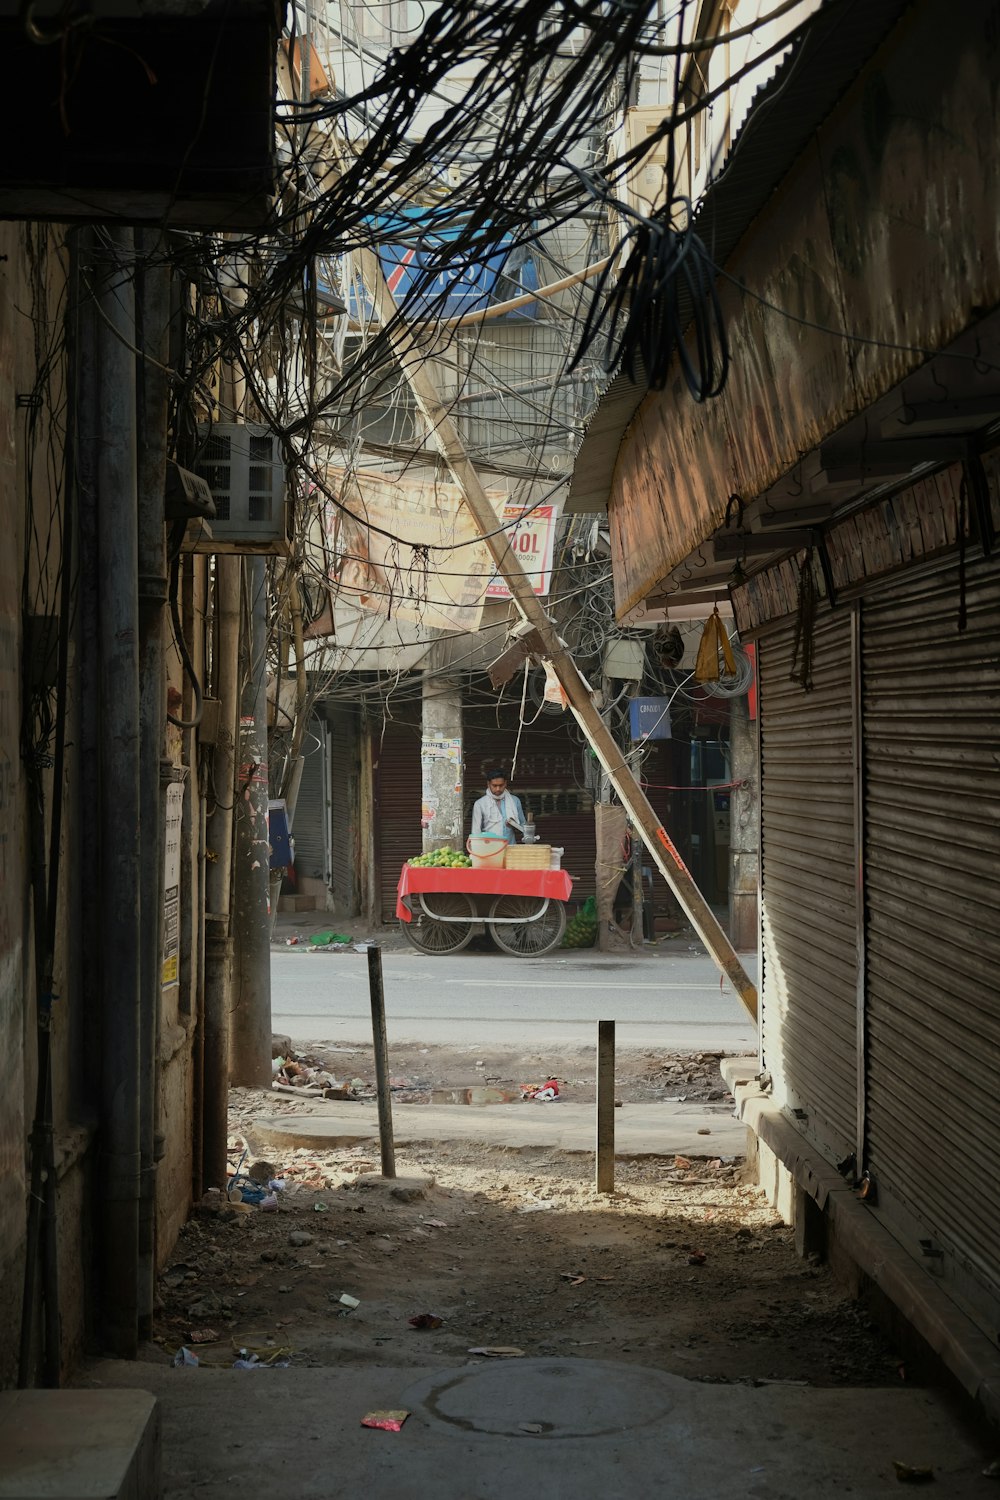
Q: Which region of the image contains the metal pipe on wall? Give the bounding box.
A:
[134,229,170,1340]
[94,226,142,1358]
[203,556,241,1185]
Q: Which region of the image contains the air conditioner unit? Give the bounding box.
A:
[189,423,289,554]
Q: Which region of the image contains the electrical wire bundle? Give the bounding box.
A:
[570,210,729,395]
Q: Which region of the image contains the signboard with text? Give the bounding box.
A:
[486,504,556,599]
[629,697,672,741]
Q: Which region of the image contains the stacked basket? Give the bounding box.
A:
[505,844,553,870]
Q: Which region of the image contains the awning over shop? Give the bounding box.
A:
[585,0,1000,618]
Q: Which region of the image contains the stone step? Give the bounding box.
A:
[0,1390,159,1500]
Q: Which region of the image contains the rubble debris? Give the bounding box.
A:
[521,1078,561,1101]
[408,1313,444,1330]
[892,1461,935,1483]
[468,1346,525,1358]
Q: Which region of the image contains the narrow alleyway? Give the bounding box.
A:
[77,1053,994,1497]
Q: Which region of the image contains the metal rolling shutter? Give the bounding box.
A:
[862,552,1000,1335]
[759,607,858,1164]
[291,715,329,884]
[330,706,359,914]
[374,716,422,923]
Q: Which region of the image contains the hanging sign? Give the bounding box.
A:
[486,504,557,599]
[629,697,672,741]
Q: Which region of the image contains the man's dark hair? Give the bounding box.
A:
[486,768,507,781]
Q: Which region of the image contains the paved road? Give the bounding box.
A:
[270,947,758,1050]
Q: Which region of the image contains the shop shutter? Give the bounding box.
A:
[861,551,1000,1336]
[374,716,422,923]
[330,706,360,914]
[759,606,858,1165]
[291,715,329,884]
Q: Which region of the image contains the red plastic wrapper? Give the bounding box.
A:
[361,1410,410,1432]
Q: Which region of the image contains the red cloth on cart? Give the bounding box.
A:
[396,865,574,922]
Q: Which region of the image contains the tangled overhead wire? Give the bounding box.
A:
[570,210,729,394]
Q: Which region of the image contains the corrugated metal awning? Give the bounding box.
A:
[565,0,911,515]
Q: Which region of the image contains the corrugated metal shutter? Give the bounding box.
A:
[374,715,422,923]
[759,607,858,1165]
[291,715,329,884]
[330,705,360,914]
[862,551,1000,1336]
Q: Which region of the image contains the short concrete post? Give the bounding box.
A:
[596,1020,616,1194]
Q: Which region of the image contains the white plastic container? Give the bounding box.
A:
[550,847,564,870]
[467,834,507,869]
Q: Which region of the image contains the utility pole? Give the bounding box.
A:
[230,556,273,1085]
[355,244,758,1021]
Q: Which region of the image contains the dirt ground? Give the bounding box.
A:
[150,1046,903,1393]
[264,1038,738,1107]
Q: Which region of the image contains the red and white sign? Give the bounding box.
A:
[486,504,556,599]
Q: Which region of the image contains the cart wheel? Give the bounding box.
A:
[488,896,567,957]
[401,892,478,954]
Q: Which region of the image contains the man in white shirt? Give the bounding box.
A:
[471,769,526,846]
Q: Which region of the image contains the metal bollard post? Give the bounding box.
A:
[596,1019,615,1194]
[366,945,396,1178]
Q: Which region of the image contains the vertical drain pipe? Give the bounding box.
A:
[202,556,240,1186]
[135,231,170,1338]
[95,227,142,1358]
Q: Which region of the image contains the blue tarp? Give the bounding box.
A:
[347,212,538,320]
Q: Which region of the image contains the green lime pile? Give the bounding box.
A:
[561,896,598,949]
[408,847,473,868]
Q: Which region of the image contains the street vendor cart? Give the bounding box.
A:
[396,863,574,957]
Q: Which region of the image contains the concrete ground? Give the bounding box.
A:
[79,1355,993,1499]
[250,1096,748,1159]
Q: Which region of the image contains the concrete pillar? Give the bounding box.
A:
[596,803,628,952]
[728,693,759,953]
[421,674,463,852]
